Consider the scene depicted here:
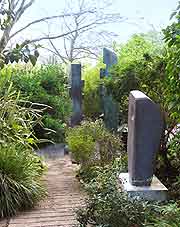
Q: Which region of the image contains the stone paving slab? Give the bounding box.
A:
[3,156,84,227]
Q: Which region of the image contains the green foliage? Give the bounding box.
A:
[0,5,40,68]
[0,143,46,218]
[0,84,46,217]
[66,121,95,164]
[0,8,13,30]
[76,160,153,227]
[43,114,67,143]
[66,120,124,166]
[163,3,180,122]
[2,43,40,67]
[76,159,180,227]
[83,65,102,119]
[105,33,166,124]
[114,33,163,73]
[0,83,41,147]
[158,131,180,199]
[147,203,180,227]
[0,64,71,144]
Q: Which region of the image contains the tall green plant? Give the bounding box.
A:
[0,83,46,217]
[0,143,46,218]
[0,83,42,147]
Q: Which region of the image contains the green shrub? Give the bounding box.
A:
[76,160,152,227]
[0,64,71,144]
[0,143,46,218]
[66,121,98,164]
[147,203,180,227]
[104,33,166,125]
[77,163,180,227]
[66,120,124,166]
[76,155,180,227]
[43,114,67,143]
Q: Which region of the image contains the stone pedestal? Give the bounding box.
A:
[119,173,167,201]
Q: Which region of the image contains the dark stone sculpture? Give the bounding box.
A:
[99,48,118,131]
[128,90,163,186]
[103,47,118,77]
[70,64,83,127]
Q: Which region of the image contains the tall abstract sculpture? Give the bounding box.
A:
[70,64,83,127]
[100,48,118,131]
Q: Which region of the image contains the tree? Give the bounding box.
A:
[0,0,119,66]
[0,0,66,65]
[46,0,126,63]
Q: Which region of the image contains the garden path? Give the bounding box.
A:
[1,154,84,227]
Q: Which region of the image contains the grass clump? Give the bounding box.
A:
[0,143,46,218]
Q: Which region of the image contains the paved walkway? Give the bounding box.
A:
[2,156,84,227]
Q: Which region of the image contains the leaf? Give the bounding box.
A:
[16,43,20,49]
[0,60,4,69]
[24,45,30,55]
[14,55,19,63]
[29,55,37,66]
[27,137,35,144]
[9,54,14,63]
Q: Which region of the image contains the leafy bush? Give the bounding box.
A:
[76,160,180,227]
[0,143,46,218]
[147,203,180,227]
[0,64,71,144]
[76,160,154,227]
[66,120,124,166]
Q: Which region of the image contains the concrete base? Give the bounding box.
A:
[119,173,168,201]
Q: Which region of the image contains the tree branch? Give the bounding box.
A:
[26,19,113,44]
[49,39,68,64]
[10,10,98,39]
[15,0,35,22]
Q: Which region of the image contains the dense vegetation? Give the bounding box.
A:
[0,64,71,144]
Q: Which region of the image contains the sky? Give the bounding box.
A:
[11,0,179,61]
